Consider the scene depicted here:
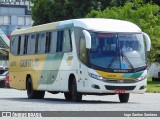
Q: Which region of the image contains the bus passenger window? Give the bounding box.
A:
[38,33,46,54]
[27,35,31,54]
[62,30,72,52]
[50,31,57,53]
[30,34,36,54]
[56,30,72,53]
[35,33,39,54]
[24,35,28,54]
[45,32,51,53]
[20,35,25,55]
[56,31,64,52]
[17,36,21,55]
[10,36,18,55]
[79,37,87,64]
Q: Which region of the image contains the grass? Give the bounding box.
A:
[147,77,160,93]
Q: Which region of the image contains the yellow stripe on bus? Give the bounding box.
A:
[96,70,123,78]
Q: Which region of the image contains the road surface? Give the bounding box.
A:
[0,88,160,112]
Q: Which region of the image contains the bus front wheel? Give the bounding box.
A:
[27,77,45,99]
[118,93,130,103]
[64,92,72,101]
[70,78,82,102]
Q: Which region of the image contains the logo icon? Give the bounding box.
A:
[2,112,12,117]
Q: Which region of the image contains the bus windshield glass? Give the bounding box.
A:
[90,32,146,71]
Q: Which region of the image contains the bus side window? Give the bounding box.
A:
[30,34,36,54]
[50,31,57,53]
[79,37,87,65]
[38,33,46,54]
[17,36,21,55]
[10,36,18,55]
[24,35,28,54]
[27,34,36,54]
[45,32,51,53]
[20,35,25,55]
[56,30,72,53]
[56,31,64,52]
[62,30,72,53]
[27,34,31,54]
[35,33,39,54]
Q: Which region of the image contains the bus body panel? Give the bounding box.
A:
[9,18,149,95]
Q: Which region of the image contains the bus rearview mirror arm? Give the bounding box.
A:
[142,32,151,51]
[83,30,91,49]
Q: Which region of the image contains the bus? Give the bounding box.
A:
[9,18,151,103]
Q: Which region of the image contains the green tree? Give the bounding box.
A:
[31,0,102,25]
[145,0,160,5]
[86,2,160,63]
[110,0,132,7]
[110,0,160,7]
[68,0,101,18]
[32,0,70,25]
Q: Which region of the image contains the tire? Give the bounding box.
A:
[27,77,45,99]
[70,78,82,102]
[0,81,5,88]
[64,92,72,101]
[119,93,130,103]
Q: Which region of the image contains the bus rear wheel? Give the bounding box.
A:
[27,77,45,99]
[118,93,130,103]
[70,78,82,102]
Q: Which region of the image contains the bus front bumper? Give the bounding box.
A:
[78,78,147,94]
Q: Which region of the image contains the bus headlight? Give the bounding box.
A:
[136,75,147,81]
[88,73,103,80]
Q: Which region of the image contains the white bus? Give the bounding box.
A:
[9,18,151,102]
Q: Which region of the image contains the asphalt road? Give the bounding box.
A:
[0,88,160,112]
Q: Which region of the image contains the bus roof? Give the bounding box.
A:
[11,18,141,35]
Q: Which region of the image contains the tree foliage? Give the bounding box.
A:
[86,2,160,63]
[110,0,160,6]
[31,0,160,26]
[31,0,102,25]
[31,0,70,25]
[31,0,160,63]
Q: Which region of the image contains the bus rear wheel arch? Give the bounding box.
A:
[26,76,45,99]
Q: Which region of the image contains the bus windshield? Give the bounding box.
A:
[90,32,146,71]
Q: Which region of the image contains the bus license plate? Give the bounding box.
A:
[115,90,125,93]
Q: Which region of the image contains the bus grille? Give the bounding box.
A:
[105,85,136,90]
[105,80,137,84]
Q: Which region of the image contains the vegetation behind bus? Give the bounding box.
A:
[86,2,160,64]
[31,0,160,64]
[147,78,160,93]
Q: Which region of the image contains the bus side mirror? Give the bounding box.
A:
[142,32,151,51]
[83,30,91,49]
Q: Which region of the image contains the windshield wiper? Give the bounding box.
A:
[106,51,135,72]
[120,51,135,72]
[106,52,119,69]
